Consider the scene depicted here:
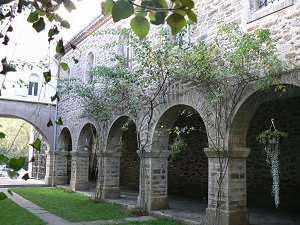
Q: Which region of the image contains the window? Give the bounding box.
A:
[259,0,279,8]
[247,0,293,22]
[118,35,131,68]
[85,52,95,83]
[28,74,39,96]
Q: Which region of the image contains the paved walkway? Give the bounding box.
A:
[1,178,300,225]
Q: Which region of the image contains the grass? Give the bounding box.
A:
[12,187,134,223]
[0,197,47,225]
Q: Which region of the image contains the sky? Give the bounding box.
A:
[0,0,102,64]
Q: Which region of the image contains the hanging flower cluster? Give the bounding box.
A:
[256,129,287,208]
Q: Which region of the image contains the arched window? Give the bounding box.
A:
[117,35,131,68]
[28,73,39,96]
[85,52,95,83]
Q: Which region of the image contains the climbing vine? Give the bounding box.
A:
[58,22,292,222]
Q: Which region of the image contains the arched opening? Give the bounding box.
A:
[0,116,49,180]
[57,127,72,184]
[152,104,208,213]
[246,86,300,213]
[77,123,98,186]
[119,120,139,191]
[167,107,208,198]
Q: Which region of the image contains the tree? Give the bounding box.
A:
[0,118,31,159]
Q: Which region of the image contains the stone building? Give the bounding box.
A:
[49,1,300,225]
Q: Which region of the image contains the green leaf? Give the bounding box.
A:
[60,62,69,71]
[47,119,53,127]
[63,0,76,13]
[174,10,186,16]
[61,20,70,29]
[55,117,63,125]
[22,173,30,181]
[32,17,45,33]
[153,0,168,8]
[112,1,134,22]
[130,16,150,39]
[1,57,16,75]
[0,132,5,138]
[8,170,19,180]
[27,11,39,23]
[186,9,197,22]
[30,138,41,151]
[166,13,186,35]
[182,0,194,9]
[0,154,9,164]
[150,12,166,25]
[7,190,13,196]
[0,192,7,200]
[8,157,26,171]
[56,39,65,56]
[101,0,114,16]
[53,13,63,22]
[51,92,60,102]
[43,71,51,83]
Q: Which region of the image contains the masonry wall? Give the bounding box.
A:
[247,95,300,212]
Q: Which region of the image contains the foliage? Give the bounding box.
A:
[256,129,288,147]
[0,118,31,158]
[0,198,47,225]
[12,187,134,222]
[114,141,127,157]
[101,0,197,38]
[256,129,287,208]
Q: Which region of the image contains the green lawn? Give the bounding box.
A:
[12,187,133,223]
[0,197,47,225]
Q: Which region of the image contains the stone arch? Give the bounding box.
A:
[56,127,72,184]
[153,104,208,196]
[107,115,140,190]
[229,74,300,213]
[229,73,300,147]
[106,115,136,152]
[0,100,55,150]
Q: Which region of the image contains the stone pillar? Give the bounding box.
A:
[100,152,121,198]
[54,150,70,185]
[204,147,250,225]
[138,150,171,211]
[70,151,89,191]
[45,150,54,186]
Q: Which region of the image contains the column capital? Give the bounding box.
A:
[70,151,90,157]
[137,150,171,158]
[204,147,250,158]
[102,151,122,157]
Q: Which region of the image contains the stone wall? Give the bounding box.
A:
[247,95,300,212]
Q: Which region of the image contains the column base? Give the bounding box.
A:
[138,195,169,211]
[206,207,249,225]
[101,187,120,198]
[54,176,68,185]
[70,180,89,191]
[44,175,54,186]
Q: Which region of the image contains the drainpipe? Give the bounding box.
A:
[51,57,60,187]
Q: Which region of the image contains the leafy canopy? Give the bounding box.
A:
[101,0,197,38]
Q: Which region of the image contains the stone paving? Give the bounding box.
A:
[1,178,300,225]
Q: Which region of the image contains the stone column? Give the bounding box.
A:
[70,151,89,191]
[204,147,250,225]
[54,150,70,185]
[45,150,55,186]
[99,152,121,198]
[138,150,171,211]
